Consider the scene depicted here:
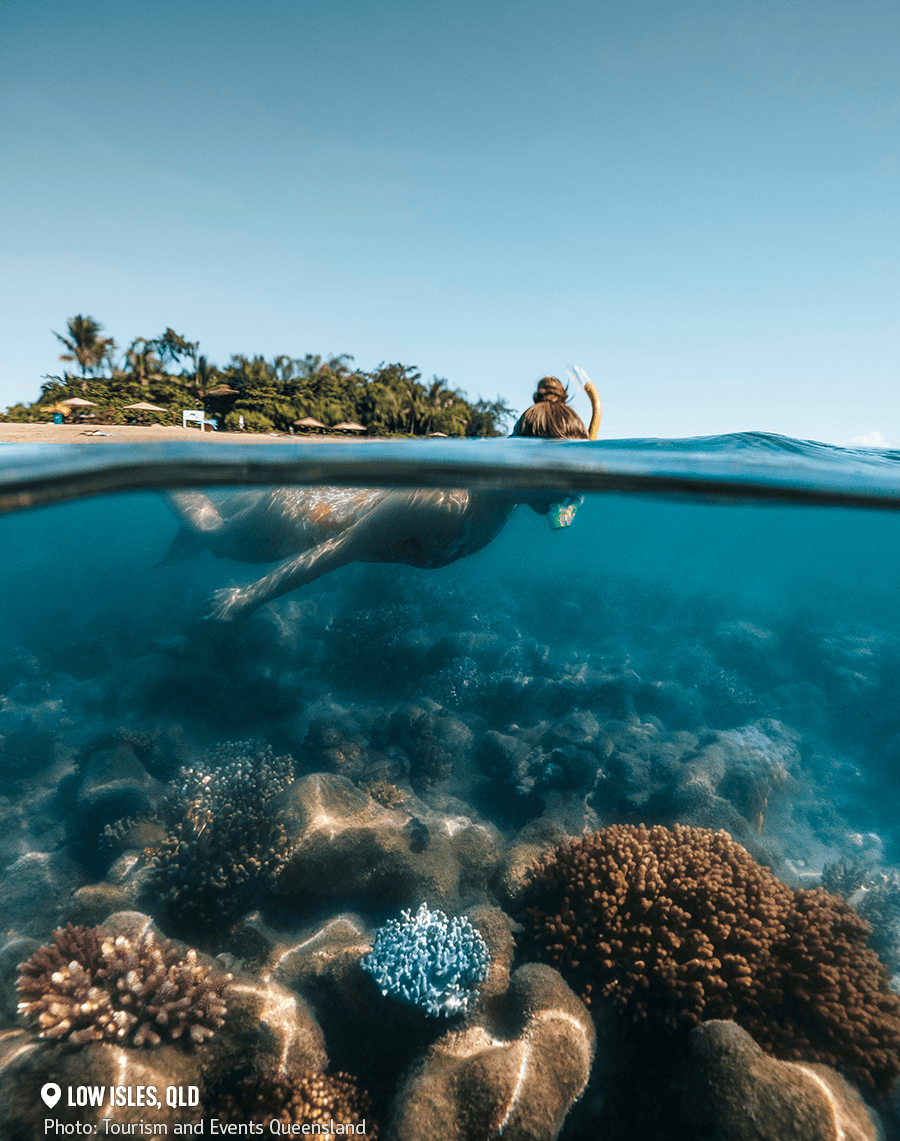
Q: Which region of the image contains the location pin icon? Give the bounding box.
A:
[41,1083,61,1108]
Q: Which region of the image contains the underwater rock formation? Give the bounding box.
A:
[272,772,502,907]
[682,1020,884,1141]
[388,963,594,1141]
[74,738,165,846]
[17,921,230,1047]
[361,903,490,1017]
[520,823,900,1093]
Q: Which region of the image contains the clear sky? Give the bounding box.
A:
[1,0,897,444]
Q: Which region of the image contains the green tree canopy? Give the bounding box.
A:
[4,316,516,436]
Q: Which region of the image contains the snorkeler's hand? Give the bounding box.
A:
[204,586,249,623]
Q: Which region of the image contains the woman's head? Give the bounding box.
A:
[511,376,589,439]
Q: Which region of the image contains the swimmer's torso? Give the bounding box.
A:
[177,486,514,568]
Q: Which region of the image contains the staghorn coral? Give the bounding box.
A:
[520,824,900,1092]
[17,923,230,1047]
[210,1069,377,1137]
[148,742,294,929]
[362,903,490,1017]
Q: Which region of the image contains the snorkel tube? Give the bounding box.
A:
[567,364,602,440]
[545,365,602,530]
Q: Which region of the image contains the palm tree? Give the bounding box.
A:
[125,337,163,387]
[53,315,115,383]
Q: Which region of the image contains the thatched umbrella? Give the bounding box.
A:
[332,421,367,433]
[294,416,327,432]
[59,396,99,422]
[123,401,169,425]
[203,385,240,423]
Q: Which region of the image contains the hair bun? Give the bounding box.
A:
[533,376,568,405]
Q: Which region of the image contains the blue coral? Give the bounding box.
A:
[361,903,490,1017]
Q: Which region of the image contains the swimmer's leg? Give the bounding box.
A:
[206,533,356,621]
[204,490,468,621]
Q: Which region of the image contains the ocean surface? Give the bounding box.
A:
[2,432,900,1138]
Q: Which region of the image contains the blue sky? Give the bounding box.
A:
[1,0,897,443]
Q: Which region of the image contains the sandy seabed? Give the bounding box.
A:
[0,423,360,445]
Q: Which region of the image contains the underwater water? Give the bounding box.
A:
[2,433,900,1138]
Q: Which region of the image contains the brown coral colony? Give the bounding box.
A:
[212,1070,377,1137]
[521,824,900,1093]
[17,923,230,1048]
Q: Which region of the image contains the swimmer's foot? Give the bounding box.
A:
[203,586,252,623]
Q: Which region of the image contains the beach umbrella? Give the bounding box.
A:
[294,416,327,430]
[332,421,367,433]
[123,402,167,412]
[60,397,98,407]
[204,385,239,396]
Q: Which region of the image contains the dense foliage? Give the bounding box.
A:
[2,315,515,435]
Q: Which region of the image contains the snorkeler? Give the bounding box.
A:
[164,375,601,622]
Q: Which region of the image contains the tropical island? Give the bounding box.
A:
[1,315,515,437]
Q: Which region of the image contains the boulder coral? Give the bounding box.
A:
[388,963,595,1141]
[272,772,502,907]
[520,823,900,1093]
[682,1020,883,1141]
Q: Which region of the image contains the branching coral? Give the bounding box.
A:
[148,743,294,929]
[520,824,900,1092]
[17,923,230,1047]
[362,780,408,809]
[362,903,490,1017]
[822,860,900,974]
[210,1070,377,1137]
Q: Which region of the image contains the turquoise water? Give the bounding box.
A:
[2,433,900,1138]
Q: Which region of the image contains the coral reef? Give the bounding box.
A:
[2,912,327,1138]
[210,1069,377,1136]
[363,780,408,809]
[17,922,230,1047]
[148,742,294,929]
[69,734,166,864]
[273,773,502,907]
[823,858,900,975]
[361,903,489,1017]
[389,963,595,1141]
[681,1020,883,1141]
[520,823,900,1092]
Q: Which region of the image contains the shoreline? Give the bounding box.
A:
[0,423,373,445]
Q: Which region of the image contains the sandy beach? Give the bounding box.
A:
[0,422,354,445]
